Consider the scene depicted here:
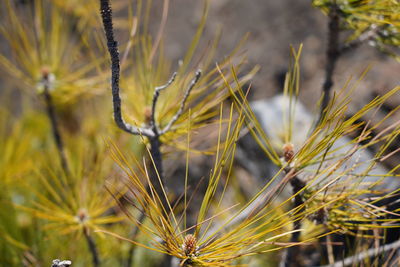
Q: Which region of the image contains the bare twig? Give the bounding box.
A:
[151,72,177,133]
[83,227,100,267]
[41,67,100,267]
[148,70,200,185]
[100,0,167,204]
[99,0,200,147]
[160,70,202,135]
[340,25,379,54]
[320,238,400,267]
[315,3,340,128]
[100,0,154,138]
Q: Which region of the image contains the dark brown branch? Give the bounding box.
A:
[315,6,383,130]
[99,4,175,266]
[41,74,70,176]
[316,3,340,128]
[41,71,100,267]
[148,136,166,187]
[99,0,199,149]
[84,227,100,267]
[280,173,306,267]
[99,0,168,208]
[100,3,197,265]
[100,0,154,138]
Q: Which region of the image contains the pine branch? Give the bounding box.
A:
[99,0,154,138]
[99,0,200,183]
[41,72,70,177]
[151,72,177,134]
[280,173,306,267]
[99,2,200,266]
[84,227,100,267]
[315,3,340,128]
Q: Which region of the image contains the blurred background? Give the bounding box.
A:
[148,0,399,106]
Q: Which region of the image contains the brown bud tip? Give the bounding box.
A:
[283,143,295,162]
[41,66,50,79]
[144,106,152,124]
[182,234,197,256]
[76,209,88,223]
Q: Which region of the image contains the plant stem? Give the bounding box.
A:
[100,2,196,266]
[280,174,306,267]
[316,3,340,127]
[99,0,154,138]
[100,0,169,207]
[42,81,70,177]
[149,137,164,182]
[84,227,100,267]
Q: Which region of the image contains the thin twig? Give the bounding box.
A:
[160,70,202,135]
[100,0,154,138]
[320,238,400,267]
[340,25,379,55]
[151,72,177,134]
[84,227,100,267]
[315,3,340,128]
[41,70,100,267]
[41,72,70,176]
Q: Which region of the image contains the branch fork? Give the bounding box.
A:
[100,0,201,142]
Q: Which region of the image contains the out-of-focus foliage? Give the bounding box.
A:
[17,142,123,236]
[313,0,400,60]
[0,0,106,107]
[51,0,129,29]
[0,109,34,265]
